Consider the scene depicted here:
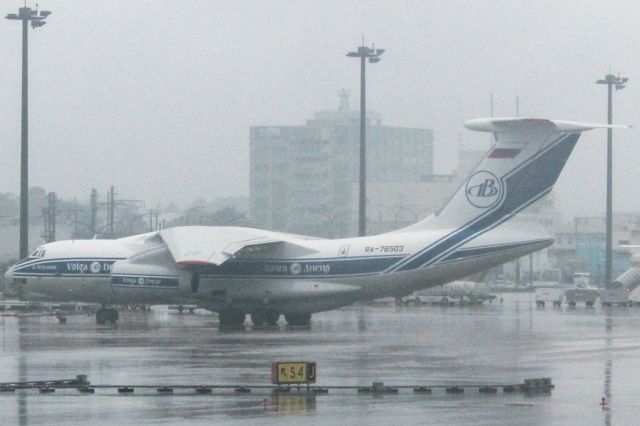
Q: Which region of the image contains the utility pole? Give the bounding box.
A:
[347,42,384,237]
[90,188,98,236]
[41,191,56,242]
[108,186,115,237]
[5,5,52,259]
[596,73,628,285]
[73,210,78,239]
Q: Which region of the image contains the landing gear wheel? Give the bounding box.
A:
[586,301,595,308]
[96,309,106,325]
[251,310,267,326]
[96,307,118,324]
[178,305,184,314]
[266,310,280,326]
[106,308,119,324]
[440,297,449,306]
[284,312,311,326]
[218,309,246,327]
[567,301,575,308]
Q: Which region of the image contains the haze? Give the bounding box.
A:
[0,0,638,219]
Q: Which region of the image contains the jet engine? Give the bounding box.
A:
[177,269,201,294]
[110,245,179,289]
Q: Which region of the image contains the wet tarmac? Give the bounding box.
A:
[1,293,639,425]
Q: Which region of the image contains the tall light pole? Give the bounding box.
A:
[5,5,51,259]
[596,73,628,286]
[347,43,384,237]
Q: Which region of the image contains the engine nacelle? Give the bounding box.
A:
[177,269,200,294]
[110,245,179,289]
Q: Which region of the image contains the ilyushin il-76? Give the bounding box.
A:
[5,118,623,326]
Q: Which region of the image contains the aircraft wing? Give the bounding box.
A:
[159,226,310,267]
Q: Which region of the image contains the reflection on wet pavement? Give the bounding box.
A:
[1,293,640,425]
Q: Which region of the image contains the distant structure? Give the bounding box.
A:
[547,214,635,284]
[250,93,435,237]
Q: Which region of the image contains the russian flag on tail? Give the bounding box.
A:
[488,148,521,158]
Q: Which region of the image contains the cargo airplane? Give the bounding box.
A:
[5,118,621,326]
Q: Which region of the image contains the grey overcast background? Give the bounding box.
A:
[0,0,638,218]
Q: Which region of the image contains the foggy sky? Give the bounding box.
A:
[1,0,639,220]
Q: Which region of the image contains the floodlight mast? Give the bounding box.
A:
[346,44,384,237]
[595,73,628,286]
[5,4,51,260]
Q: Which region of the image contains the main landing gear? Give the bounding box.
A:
[250,309,280,326]
[284,312,311,326]
[96,306,119,325]
[217,308,246,327]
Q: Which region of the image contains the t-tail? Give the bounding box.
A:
[392,118,627,272]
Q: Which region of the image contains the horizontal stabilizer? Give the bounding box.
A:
[464,117,631,133]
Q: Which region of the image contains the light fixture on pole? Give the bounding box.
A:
[595,73,628,286]
[347,43,384,237]
[5,4,52,259]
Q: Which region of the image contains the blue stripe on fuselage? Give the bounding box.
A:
[12,258,124,277]
[199,255,407,278]
[111,274,179,288]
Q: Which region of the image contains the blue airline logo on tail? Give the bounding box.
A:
[465,170,503,208]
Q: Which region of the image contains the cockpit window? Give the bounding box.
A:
[15,246,46,265]
[28,247,46,259]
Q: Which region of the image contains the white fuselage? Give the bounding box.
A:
[6,219,551,314]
